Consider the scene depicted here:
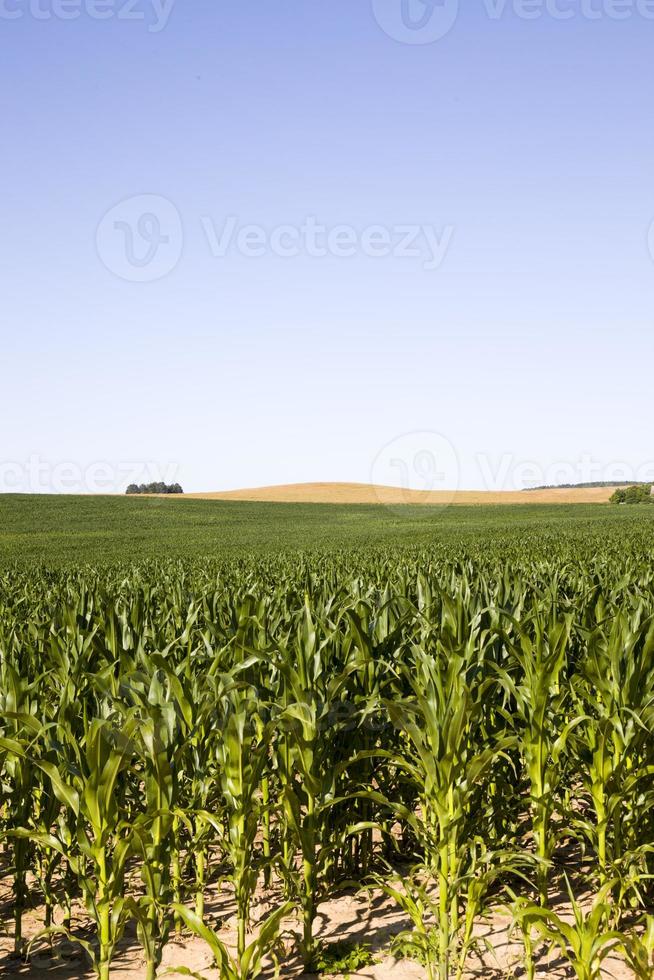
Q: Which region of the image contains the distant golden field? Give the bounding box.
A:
[178,482,624,505]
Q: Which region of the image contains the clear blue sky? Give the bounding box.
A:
[3,0,654,493]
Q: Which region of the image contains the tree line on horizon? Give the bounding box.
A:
[125,482,184,495]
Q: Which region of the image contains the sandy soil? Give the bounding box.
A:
[173,482,626,506]
[0,881,636,979]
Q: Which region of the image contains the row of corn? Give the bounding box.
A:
[0,544,653,979]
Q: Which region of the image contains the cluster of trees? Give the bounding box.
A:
[529,481,640,490]
[126,482,184,495]
[610,485,653,505]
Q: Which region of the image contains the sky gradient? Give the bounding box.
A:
[3,0,654,493]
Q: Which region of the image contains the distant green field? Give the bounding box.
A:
[2,495,654,977]
[1,493,653,565]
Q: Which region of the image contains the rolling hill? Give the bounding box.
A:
[179,482,624,505]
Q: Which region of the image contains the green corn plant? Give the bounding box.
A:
[0,729,36,957]
[382,868,442,973]
[510,879,622,980]
[23,715,140,980]
[167,900,290,980]
[213,680,292,973]
[159,659,225,923]
[337,599,406,882]
[129,679,179,980]
[571,609,654,900]
[619,914,654,979]
[272,600,360,970]
[28,763,66,939]
[2,522,654,980]
[0,662,45,956]
[380,843,524,980]
[375,636,511,980]
[495,609,578,905]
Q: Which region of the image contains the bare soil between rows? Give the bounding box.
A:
[0,876,635,979]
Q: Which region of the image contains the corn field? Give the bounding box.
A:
[1,536,654,978]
